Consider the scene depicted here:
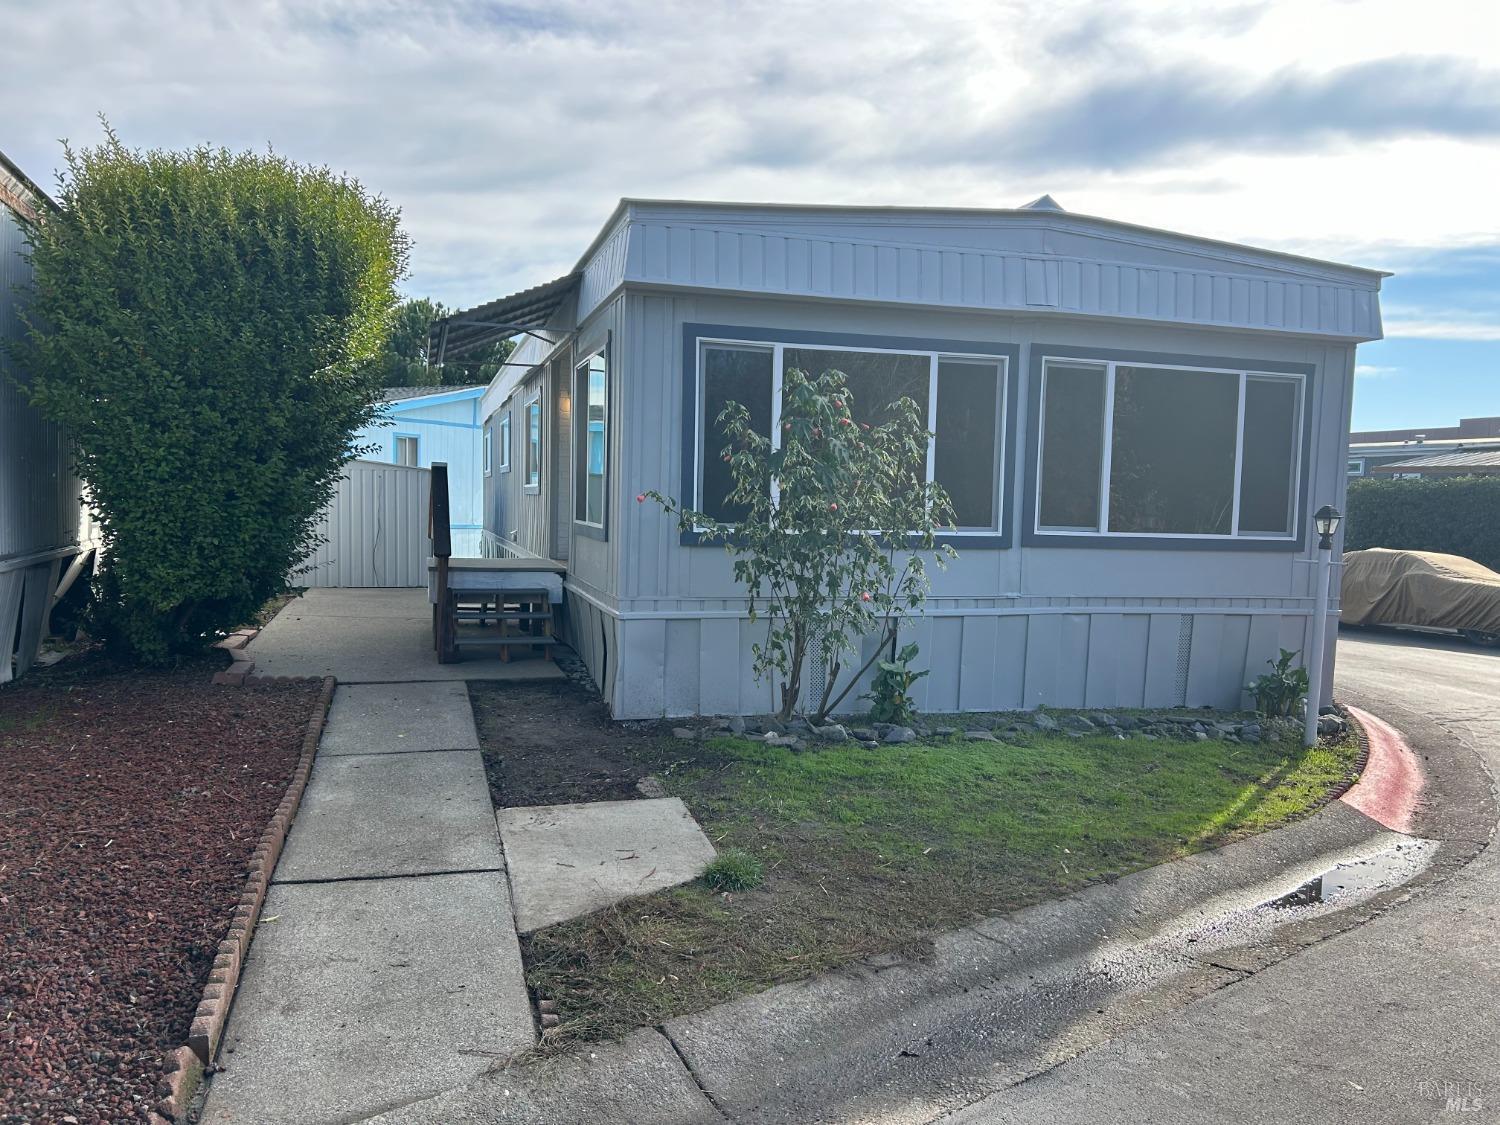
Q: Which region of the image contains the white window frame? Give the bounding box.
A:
[575,349,609,529]
[482,422,493,477]
[394,434,419,467]
[523,394,542,493]
[1034,356,1305,541]
[1347,458,1365,477]
[692,336,1008,534]
[498,413,511,473]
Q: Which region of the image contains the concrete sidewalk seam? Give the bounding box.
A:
[270,865,509,886]
[657,1025,731,1121]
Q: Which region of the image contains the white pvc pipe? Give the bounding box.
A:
[1304,545,1332,747]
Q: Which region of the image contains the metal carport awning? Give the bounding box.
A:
[429,272,581,363]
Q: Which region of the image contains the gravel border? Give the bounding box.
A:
[148,673,336,1124]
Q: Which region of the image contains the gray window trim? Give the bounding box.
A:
[1022,343,1315,552]
[679,323,1020,548]
[523,393,542,493]
[497,411,511,473]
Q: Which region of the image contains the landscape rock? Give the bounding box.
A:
[1319,714,1348,736]
[1030,713,1059,732]
[964,730,996,741]
[882,726,918,744]
[726,714,747,735]
[813,724,849,743]
[1059,714,1096,732]
[850,728,876,742]
[672,727,698,741]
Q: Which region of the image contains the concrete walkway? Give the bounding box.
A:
[201,678,536,1124]
[249,588,564,682]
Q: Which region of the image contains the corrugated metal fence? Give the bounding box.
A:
[293,460,431,588]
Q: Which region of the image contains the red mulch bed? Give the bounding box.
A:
[0,660,320,1124]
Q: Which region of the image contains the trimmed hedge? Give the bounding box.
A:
[1345,475,1500,571]
[15,130,409,663]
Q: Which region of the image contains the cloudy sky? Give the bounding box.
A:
[3,0,1496,429]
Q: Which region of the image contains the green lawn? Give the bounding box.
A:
[522,725,1358,1043]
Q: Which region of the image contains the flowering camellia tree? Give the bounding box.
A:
[645,366,955,722]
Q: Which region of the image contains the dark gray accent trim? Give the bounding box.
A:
[679,323,1020,549]
[1021,343,1316,552]
[573,330,612,542]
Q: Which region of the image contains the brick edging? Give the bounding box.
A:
[212,627,259,686]
[151,674,337,1123]
[1324,702,1373,804]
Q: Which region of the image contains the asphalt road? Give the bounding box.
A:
[948,628,1500,1125]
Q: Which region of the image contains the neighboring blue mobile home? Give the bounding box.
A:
[355,385,486,556]
[436,197,1386,719]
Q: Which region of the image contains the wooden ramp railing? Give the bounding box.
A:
[430,461,559,664]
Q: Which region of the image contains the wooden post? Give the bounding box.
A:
[430,463,454,662]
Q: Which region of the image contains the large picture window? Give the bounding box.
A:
[1036,357,1304,540]
[575,350,609,527]
[694,337,1009,532]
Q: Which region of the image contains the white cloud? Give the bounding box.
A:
[1381,320,1500,341]
[1,0,1499,308]
[1354,365,1400,377]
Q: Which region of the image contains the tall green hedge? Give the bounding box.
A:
[1345,475,1500,570]
[15,130,410,662]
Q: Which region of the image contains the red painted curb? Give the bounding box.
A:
[1341,704,1425,834]
[155,674,335,1119]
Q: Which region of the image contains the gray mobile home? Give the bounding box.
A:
[436,197,1385,719]
[1,150,94,682]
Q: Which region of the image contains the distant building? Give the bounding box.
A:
[1369,449,1500,478]
[1348,416,1500,479]
[354,386,487,556]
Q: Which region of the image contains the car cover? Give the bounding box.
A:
[1341,548,1500,632]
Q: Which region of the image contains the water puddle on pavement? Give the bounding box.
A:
[1266,838,1441,911]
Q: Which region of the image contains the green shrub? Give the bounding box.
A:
[1345,476,1500,571]
[13,127,409,662]
[863,641,928,726]
[1247,648,1309,717]
[701,849,765,892]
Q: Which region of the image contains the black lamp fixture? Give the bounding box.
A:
[1314,504,1342,551]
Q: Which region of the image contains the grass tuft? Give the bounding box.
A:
[701,848,764,892]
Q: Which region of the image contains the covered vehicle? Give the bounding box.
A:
[1341,548,1500,645]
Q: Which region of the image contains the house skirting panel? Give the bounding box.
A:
[592,606,1332,720]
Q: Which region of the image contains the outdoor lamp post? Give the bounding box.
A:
[1304,504,1344,746]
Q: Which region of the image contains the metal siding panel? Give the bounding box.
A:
[853,243,878,298]
[1143,614,1183,707]
[1083,614,1122,707]
[1185,614,1224,704]
[941,251,963,304]
[994,616,1028,710]
[919,250,942,303]
[957,615,1000,712]
[898,248,921,301]
[697,617,742,714]
[810,240,832,293]
[663,618,701,716]
[961,253,983,305]
[692,228,715,285]
[926,616,963,712]
[787,238,811,291]
[669,226,693,281]
[742,235,765,289]
[1217,615,1253,708]
[716,231,739,288]
[764,236,788,289]
[832,241,855,295]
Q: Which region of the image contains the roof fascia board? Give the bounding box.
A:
[385,386,484,410]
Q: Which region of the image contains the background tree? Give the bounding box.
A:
[647,367,955,722]
[14,128,410,662]
[370,296,515,387]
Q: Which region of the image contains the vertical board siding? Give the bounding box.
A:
[622,218,1380,340]
[294,461,430,587]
